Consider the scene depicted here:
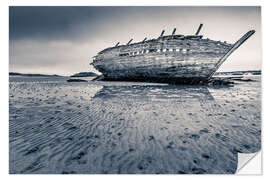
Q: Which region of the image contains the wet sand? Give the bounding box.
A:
[9,76,261,174]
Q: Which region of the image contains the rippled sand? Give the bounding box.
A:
[9,76,261,174]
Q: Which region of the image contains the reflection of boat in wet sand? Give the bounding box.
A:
[93,85,215,101]
[91,24,255,84]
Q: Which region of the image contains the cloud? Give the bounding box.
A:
[9,6,261,75]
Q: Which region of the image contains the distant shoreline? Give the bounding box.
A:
[9,71,99,78]
[9,72,64,77]
[215,70,261,76]
[9,70,261,78]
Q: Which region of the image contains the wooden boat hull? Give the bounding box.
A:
[91,30,255,84]
[94,52,225,80]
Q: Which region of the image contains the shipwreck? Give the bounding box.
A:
[90,24,255,84]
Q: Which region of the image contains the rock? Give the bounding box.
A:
[70,72,98,77]
[67,79,88,82]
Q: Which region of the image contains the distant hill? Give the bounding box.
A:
[70,72,98,77]
[9,72,62,77]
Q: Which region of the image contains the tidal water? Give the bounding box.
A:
[9,76,261,174]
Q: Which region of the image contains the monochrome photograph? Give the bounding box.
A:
[9,6,261,174]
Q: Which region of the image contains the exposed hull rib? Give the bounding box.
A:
[208,30,256,79]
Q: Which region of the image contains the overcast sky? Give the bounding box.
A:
[9,6,261,76]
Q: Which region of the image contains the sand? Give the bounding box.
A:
[9,76,261,174]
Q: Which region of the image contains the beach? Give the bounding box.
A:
[9,75,261,174]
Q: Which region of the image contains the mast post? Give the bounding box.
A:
[195,24,203,36]
[159,30,165,37]
[127,39,133,45]
[142,38,147,42]
[172,28,176,36]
